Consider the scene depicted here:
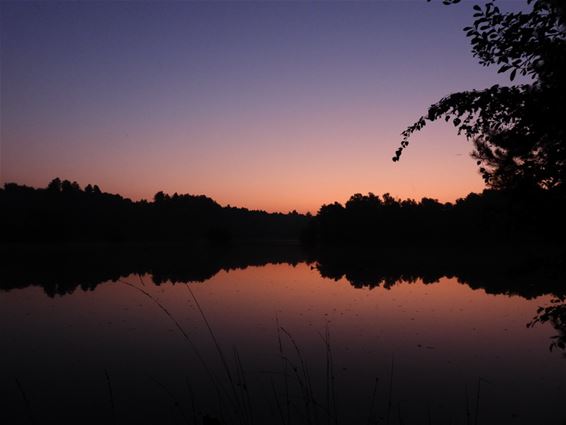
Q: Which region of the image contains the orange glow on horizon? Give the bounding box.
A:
[3,122,486,214]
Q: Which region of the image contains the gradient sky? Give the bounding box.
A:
[0,1,526,213]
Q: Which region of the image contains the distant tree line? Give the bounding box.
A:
[2,178,564,245]
[0,178,308,243]
[304,189,565,244]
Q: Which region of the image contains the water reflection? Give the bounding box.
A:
[1,243,564,299]
[0,244,565,424]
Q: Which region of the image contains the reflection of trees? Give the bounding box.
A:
[2,243,563,300]
[2,242,565,353]
[313,244,565,298]
[0,244,308,297]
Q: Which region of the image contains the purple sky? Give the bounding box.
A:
[0,1,526,212]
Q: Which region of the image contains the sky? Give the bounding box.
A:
[0,1,526,213]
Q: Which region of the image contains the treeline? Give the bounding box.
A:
[2,179,565,245]
[304,190,566,244]
[0,178,308,243]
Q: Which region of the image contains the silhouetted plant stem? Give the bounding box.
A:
[120,279,235,422]
[367,377,379,425]
[474,378,487,425]
[276,316,291,425]
[149,375,190,425]
[397,402,405,425]
[320,323,337,425]
[104,369,116,425]
[465,384,471,425]
[185,377,198,425]
[15,377,35,425]
[271,378,286,425]
[474,380,480,425]
[184,284,248,425]
[386,357,394,425]
[234,347,254,425]
[280,326,318,425]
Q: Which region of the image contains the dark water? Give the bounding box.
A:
[1,247,564,425]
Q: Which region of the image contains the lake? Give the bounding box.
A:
[1,244,564,425]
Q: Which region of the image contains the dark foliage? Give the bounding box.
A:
[304,190,565,245]
[0,179,309,244]
[3,180,565,246]
[529,295,566,355]
[395,0,566,193]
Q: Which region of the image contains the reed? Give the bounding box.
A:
[118,276,494,425]
[320,324,337,425]
[185,377,198,425]
[120,279,234,422]
[276,316,291,425]
[149,375,190,425]
[280,326,321,425]
[366,377,379,425]
[104,369,116,425]
[465,384,471,425]
[386,357,394,425]
[15,377,35,425]
[184,284,252,425]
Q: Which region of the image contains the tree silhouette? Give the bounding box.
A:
[395,0,566,193]
[47,177,62,192]
[0,179,310,244]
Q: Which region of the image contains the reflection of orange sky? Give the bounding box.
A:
[2,264,564,423]
[2,262,555,355]
[171,263,552,346]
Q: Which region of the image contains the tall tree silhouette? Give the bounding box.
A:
[0,179,310,244]
[394,0,566,193]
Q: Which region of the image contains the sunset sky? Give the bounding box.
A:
[1,1,525,213]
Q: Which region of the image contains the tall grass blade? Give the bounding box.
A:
[15,377,35,425]
[104,369,116,425]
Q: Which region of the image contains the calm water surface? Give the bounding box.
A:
[1,261,564,424]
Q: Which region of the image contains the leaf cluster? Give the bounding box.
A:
[396,1,566,192]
